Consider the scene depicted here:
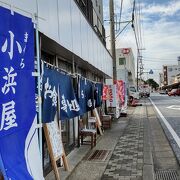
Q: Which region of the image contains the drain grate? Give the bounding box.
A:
[87,150,110,161]
[155,170,179,180]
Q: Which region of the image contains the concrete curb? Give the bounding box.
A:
[143,101,155,180]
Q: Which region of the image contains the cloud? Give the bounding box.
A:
[143,1,180,17]
[103,0,180,83]
[141,17,180,82]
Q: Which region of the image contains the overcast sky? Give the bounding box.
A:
[103,0,180,83]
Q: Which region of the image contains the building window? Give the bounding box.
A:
[97,18,99,28]
[168,67,172,72]
[96,0,98,6]
[57,58,72,73]
[119,58,125,65]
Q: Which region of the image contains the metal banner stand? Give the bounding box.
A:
[35,14,43,170]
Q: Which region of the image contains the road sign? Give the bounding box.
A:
[149,69,153,74]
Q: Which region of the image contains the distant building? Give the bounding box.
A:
[163,64,180,85]
[159,73,164,87]
[116,48,135,86]
[174,73,180,83]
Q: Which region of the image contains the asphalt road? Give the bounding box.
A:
[150,92,180,163]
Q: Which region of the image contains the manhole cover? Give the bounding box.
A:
[87,150,110,161]
[155,169,179,180]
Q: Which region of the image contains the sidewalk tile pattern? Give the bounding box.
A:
[102,115,144,180]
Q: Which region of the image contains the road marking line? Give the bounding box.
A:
[149,98,180,148]
[166,105,180,110]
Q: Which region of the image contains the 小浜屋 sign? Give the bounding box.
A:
[0,6,44,180]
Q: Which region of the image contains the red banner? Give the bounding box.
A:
[114,80,125,105]
[102,85,109,100]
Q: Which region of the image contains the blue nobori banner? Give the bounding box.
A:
[78,77,94,114]
[58,72,80,120]
[42,67,81,121]
[0,6,44,180]
[42,66,58,123]
[94,83,103,108]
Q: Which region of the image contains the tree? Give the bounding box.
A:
[145,79,159,89]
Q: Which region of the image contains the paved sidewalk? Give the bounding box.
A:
[46,98,180,180]
[66,112,130,180]
[46,108,132,180]
[102,105,147,180]
[66,100,154,180]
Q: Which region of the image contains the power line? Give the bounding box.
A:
[142,56,179,61]
[134,2,141,49]
[143,60,172,63]
[116,21,131,38]
[119,0,123,31]
[138,0,143,48]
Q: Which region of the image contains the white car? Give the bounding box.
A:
[129,86,140,100]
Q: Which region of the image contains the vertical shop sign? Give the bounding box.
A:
[78,78,87,114]
[115,80,125,105]
[78,78,94,113]
[58,72,80,120]
[106,84,120,118]
[42,67,81,121]
[106,85,116,107]
[94,83,103,107]
[102,85,109,100]
[0,7,44,180]
[42,66,58,123]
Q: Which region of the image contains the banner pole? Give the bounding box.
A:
[0,154,7,180]
[35,15,43,168]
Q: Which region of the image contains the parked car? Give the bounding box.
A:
[159,90,166,94]
[168,89,180,96]
[175,88,180,96]
[128,85,139,101]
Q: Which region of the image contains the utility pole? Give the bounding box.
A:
[109,0,117,82]
[137,50,140,90]
[137,49,145,90]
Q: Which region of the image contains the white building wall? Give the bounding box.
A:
[0,0,113,77]
[116,48,135,85]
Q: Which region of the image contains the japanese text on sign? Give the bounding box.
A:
[0,29,29,132]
